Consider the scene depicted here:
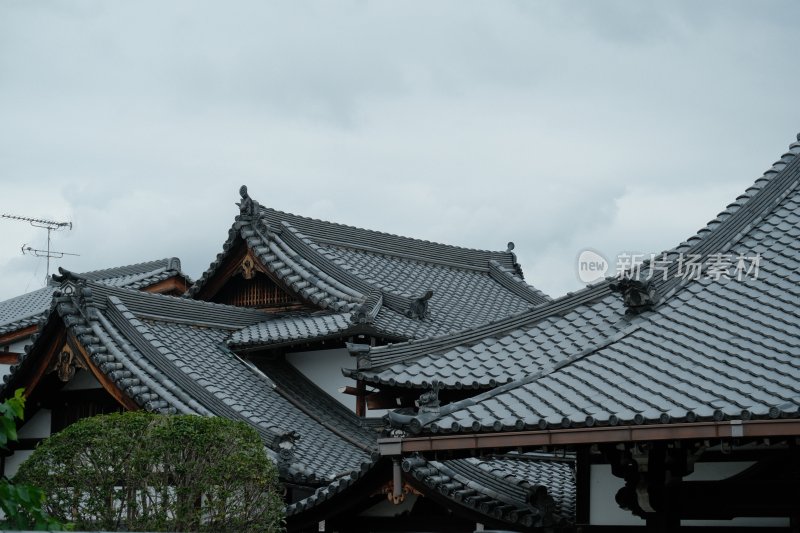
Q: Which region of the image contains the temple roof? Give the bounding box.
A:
[389,133,800,434]
[3,279,377,484]
[0,258,188,337]
[189,189,550,345]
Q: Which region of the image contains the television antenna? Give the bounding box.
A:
[1,213,79,282]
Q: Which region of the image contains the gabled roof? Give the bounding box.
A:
[389,133,800,434]
[3,278,377,484]
[0,258,188,337]
[189,187,549,344]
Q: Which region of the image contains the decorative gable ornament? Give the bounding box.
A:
[609,277,658,315]
[47,344,87,382]
[237,185,261,217]
[415,382,441,415]
[406,290,433,320]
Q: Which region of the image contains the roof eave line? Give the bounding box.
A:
[380,418,800,455]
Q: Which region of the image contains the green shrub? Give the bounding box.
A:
[15,411,284,532]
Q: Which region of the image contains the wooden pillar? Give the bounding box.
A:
[645,442,681,531]
[575,445,591,526]
[355,379,366,417]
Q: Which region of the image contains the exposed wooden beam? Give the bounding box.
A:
[0,353,20,364]
[0,325,38,346]
[23,327,66,398]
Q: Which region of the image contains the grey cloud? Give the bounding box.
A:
[1,1,799,301]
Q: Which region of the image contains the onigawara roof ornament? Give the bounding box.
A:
[506,241,524,278]
[415,382,441,415]
[406,290,433,320]
[277,430,300,476]
[350,292,382,326]
[608,276,658,315]
[237,184,261,217]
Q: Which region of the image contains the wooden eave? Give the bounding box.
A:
[380,419,800,456]
[0,324,38,346]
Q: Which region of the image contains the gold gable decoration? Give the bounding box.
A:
[47,344,87,383]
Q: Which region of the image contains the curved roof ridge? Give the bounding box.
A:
[78,257,184,281]
[488,260,551,306]
[255,203,517,271]
[81,279,270,329]
[354,133,800,370]
[1,259,189,335]
[356,282,613,371]
[279,223,424,304]
[258,358,378,452]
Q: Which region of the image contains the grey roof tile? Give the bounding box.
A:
[404,453,575,528]
[3,281,375,484]
[188,192,550,348]
[0,258,188,336]
[393,134,800,434]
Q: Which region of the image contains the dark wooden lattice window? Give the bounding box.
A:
[51,389,124,434]
[214,273,299,309]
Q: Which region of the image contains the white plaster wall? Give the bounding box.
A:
[285,348,356,412]
[17,409,51,439]
[4,450,34,478]
[589,464,645,525]
[0,364,12,381]
[5,340,29,353]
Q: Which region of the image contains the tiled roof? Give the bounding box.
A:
[404,453,575,528]
[188,188,549,345]
[3,280,376,484]
[391,133,800,435]
[349,294,624,389]
[229,312,355,349]
[0,258,188,337]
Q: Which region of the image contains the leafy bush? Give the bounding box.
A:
[0,388,68,530]
[15,412,284,532]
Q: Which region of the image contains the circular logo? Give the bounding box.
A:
[577,249,609,284]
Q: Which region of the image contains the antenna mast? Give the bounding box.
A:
[1,213,79,282]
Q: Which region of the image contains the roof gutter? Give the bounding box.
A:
[378,419,800,456]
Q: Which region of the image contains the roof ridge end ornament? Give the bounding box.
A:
[237,185,262,217]
[506,241,525,279]
[51,266,84,284]
[406,290,433,320]
[351,291,383,325]
[166,257,182,272]
[609,276,658,316]
[277,430,300,477]
[416,381,441,415]
[238,185,271,236]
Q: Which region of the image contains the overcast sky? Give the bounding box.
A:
[1,1,799,302]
